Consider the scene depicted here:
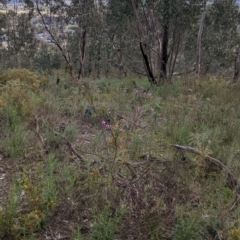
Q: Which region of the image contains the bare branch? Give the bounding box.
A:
[54,130,85,163]
[35,0,74,80]
[172,144,240,190]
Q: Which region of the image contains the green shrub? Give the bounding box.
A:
[173,206,204,240]
[88,204,126,240]
[0,69,45,120]
[2,106,27,158]
[0,68,47,91]
[0,184,20,238]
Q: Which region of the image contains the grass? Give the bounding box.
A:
[1,69,240,239]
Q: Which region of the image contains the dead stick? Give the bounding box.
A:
[35,117,48,153]
[65,139,85,162]
[172,144,239,190]
[54,131,85,163]
[230,194,240,211]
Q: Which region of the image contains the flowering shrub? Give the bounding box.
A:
[228,221,240,240]
[0,68,47,92]
[0,69,46,119]
[9,172,56,237]
[101,119,111,130]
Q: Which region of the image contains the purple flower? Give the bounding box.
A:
[101,119,111,130]
[105,124,111,130]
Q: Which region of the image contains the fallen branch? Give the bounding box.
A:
[172,144,240,190]
[54,131,85,163]
[230,194,240,211]
[65,138,85,163]
[35,119,85,163]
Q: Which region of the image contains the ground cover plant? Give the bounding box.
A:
[1,69,240,239]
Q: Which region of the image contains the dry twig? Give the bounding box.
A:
[35,117,48,154]
[54,131,85,163]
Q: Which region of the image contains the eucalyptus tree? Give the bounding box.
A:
[201,0,239,75]
[106,0,135,78]
[35,0,75,79]
[66,0,101,79]
[10,13,36,68]
[35,0,106,80]
[65,0,96,80]
[127,0,207,83]
[0,0,36,69]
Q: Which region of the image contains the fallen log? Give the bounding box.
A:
[172,144,240,191]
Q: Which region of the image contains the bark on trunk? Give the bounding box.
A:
[234,49,240,82]
[77,29,87,80]
[196,10,206,74]
[160,23,168,80]
[130,0,157,84]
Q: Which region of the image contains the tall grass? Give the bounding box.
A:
[2,106,27,158]
[1,71,240,239]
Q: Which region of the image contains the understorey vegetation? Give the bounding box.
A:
[0,0,239,239]
[0,69,240,239]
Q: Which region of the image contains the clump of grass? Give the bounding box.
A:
[173,206,204,240]
[10,165,55,237]
[0,184,20,238]
[71,227,83,240]
[2,71,240,239]
[2,106,27,158]
[0,155,58,239]
[88,203,126,240]
[41,154,57,211]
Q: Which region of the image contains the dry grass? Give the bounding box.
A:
[0,70,240,239]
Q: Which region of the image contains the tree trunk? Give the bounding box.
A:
[97,43,101,79]
[160,0,170,82]
[130,0,157,84]
[196,7,206,74]
[160,23,168,80]
[140,42,156,84]
[168,30,181,83]
[77,29,87,80]
[234,48,240,82]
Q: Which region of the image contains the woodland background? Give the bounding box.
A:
[0,0,240,240]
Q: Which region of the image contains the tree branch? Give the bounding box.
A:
[172,144,240,190]
[53,130,85,163]
[35,0,74,80]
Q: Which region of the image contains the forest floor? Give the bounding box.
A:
[0,69,240,239]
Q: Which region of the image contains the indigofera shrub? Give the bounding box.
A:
[0,68,47,119]
[0,68,47,91]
